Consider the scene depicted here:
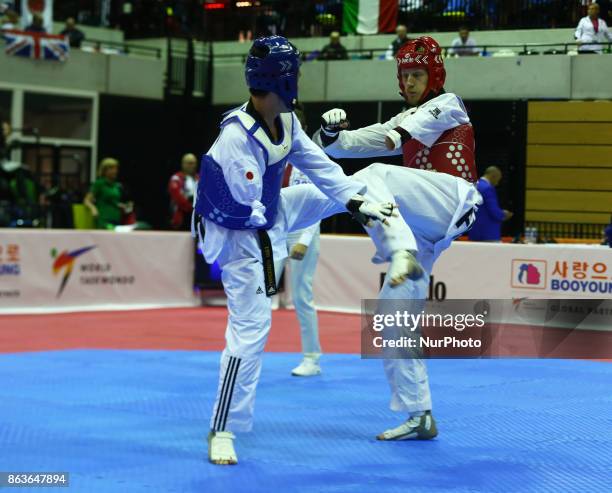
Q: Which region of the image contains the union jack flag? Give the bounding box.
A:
[2,29,69,61]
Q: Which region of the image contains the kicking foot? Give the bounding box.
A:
[376,411,438,441]
[389,250,424,287]
[291,354,321,377]
[208,431,238,465]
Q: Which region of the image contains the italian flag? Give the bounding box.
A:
[343,0,398,35]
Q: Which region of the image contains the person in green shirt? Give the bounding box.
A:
[84,157,132,230]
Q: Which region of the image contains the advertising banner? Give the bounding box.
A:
[311,236,612,315]
[0,229,197,313]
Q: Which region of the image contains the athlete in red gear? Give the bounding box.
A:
[316,36,477,183]
[314,36,481,442]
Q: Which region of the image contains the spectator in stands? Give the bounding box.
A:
[449,26,480,56]
[1,9,19,30]
[385,24,411,59]
[168,153,199,230]
[0,118,20,161]
[25,13,46,33]
[575,3,612,54]
[84,157,133,230]
[0,117,9,160]
[60,17,85,48]
[0,116,11,225]
[319,31,348,60]
[468,166,513,242]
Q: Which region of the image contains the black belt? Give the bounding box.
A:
[257,229,278,296]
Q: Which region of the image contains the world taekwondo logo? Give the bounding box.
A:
[51,246,96,297]
[511,259,547,290]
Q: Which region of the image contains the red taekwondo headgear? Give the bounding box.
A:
[396,36,446,103]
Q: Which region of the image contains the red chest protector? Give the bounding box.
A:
[402,123,476,183]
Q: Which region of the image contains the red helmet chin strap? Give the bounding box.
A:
[396,36,446,104]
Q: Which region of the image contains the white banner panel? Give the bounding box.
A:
[314,236,612,314]
[0,229,197,313]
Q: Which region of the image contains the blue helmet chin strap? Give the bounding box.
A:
[245,35,300,110]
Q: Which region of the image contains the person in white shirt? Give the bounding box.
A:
[274,105,323,378]
[449,26,479,57]
[575,3,612,53]
[276,165,323,377]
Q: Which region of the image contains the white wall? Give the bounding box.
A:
[1,32,609,103]
[444,56,573,100]
[212,54,611,104]
[51,22,124,43]
[0,50,164,100]
[571,54,612,100]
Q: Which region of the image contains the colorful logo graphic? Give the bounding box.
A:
[511,259,547,290]
[518,263,541,285]
[51,246,96,297]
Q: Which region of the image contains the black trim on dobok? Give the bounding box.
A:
[257,229,278,296]
[454,205,478,237]
[213,356,242,432]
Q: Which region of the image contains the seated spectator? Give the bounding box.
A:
[0,119,41,227]
[575,3,612,54]
[385,24,411,59]
[318,31,348,60]
[25,13,46,33]
[60,17,85,48]
[449,26,480,57]
[0,116,9,160]
[468,166,513,242]
[0,118,21,161]
[1,9,19,30]
[84,158,133,230]
[168,153,199,230]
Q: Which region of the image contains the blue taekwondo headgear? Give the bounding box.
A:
[245,35,300,110]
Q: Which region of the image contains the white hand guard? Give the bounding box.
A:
[320,108,348,136]
[346,195,396,227]
[249,200,267,227]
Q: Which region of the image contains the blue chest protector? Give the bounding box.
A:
[195,105,294,230]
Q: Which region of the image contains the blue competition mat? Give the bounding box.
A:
[0,350,610,493]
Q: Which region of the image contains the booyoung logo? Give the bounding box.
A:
[550,260,612,294]
[51,246,96,297]
[511,259,547,290]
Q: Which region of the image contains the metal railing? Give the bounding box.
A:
[79,38,162,59]
[212,41,612,64]
[0,202,75,229]
[166,41,213,99]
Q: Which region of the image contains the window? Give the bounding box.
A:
[23,93,93,140]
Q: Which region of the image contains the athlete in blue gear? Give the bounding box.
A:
[196,36,404,465]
